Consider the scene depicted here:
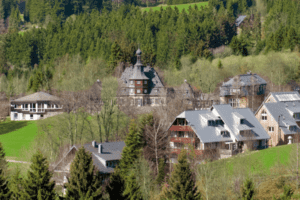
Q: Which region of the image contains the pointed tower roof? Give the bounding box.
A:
[129,49,149,80]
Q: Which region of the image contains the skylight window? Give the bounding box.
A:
[276,94,300,102]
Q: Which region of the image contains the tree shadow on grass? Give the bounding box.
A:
[0,121,28,135]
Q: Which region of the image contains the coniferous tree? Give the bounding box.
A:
[286,26,298,51]
[156,158,166,185]
[123,170,142,200]
[22,151,55,200]
[0,142,7,171]
[165,149,201,200]
[106,167,125,200]
[65,147,103,200]
[241,178,255,200]
[9,167,23,200]
[0,168,10,200]
[119,119,144,176]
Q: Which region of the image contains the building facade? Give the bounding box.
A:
[119,49,165,107]
[255,92,300,147]
[168,104,270,162]
[220,71,267,111]
[10,92,63,121]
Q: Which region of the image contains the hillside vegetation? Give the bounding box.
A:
[141,2,208,12]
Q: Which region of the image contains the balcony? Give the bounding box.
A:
[30,108,45,113]
[170,137,195,144]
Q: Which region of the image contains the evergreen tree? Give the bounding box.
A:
[217,59,223,69]
[106,167,125,200]
[0,168,10,200]
[241,178,255,200]
[9,167,23,200]
[119,119,144,176]
[165,149,201,200]
[156,158,166,185]
[0,142,7,171]
[123,170,142,200]
[286,26,298,51]
[22,151,55,200]
[65,147,103,200]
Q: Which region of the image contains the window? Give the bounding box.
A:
[144,89,147,94]
[221,131,229,137]
[130,81,133,85]
[144,81,147,84]
[30,114,33,119]
[150,99,154,105]
[294,113,300,120]
[229,99,240,108]
[240,119,245,124]
[268,126,274,132]
[208,120,215,126]
[137,89,141,94]
[130,89,134,94]
[41,114,44,118]
[289,126,297,132]
[137,81,141,84]
[144,98,147,104]
[261,110,267,120]
[14,113,18,119]
[14,104,16,108]
[178,131,184,137]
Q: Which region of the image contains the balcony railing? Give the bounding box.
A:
[219,148,240,156]
[30,108,45,113]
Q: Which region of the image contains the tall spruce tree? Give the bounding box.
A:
[119,119,144,176]
[123,170,142,200]
[0,168,10,199]
[156,158,166,185]
[9,167,23,200]
[241,178,255,200]
[0,142,7,171]
[22,151,55,200]
[166,149,201,200]
[65,147,103,200]
[106,167,125,200]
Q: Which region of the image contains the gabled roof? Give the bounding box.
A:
[263,102,300,135]
[54,141,125,174]
[130,64,149,80]
[11,92,60,102]
[221,73,267,88]
[236,15,247,27]
[171,104,269,143]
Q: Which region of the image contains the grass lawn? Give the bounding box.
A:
[217,144,294,176]
[141,2,208,13]
[0,121,37,159]
[8,162,31,177]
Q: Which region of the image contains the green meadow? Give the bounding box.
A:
[141,2,208,13]
[0,121,38,159]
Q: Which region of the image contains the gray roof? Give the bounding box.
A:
[236,15,247,27]
[130,64,149,80]
[269,91,300,102]
[263,102,300,135]
[11,92,60,102]
[174,104,270,143]
[120,65,164,96]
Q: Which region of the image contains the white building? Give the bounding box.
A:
[10,92,63,121]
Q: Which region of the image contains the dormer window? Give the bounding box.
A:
[240,119,245,124]
[221,131,229,137]
[293,113,300,120]
[261,110,267,120]
[289,126,297,132]
[208,120,214,126]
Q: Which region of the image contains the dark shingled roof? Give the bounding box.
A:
[120,65,164,96]
[11,92,60,102]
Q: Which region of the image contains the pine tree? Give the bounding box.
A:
[123,170,142,200]
[0,168,10,199]
[65,147,103,200]
[217,59,223,69]
[286,26,298,51]
[156,158,166,185]
[106,167,125,200]
[0,142,7,171]
[119,119,144,176]
[166,149,201,200]
[241,178,255,200]
[22,151,55,200]
[9,167,23,200]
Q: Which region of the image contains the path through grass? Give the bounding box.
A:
[141,2,208,13]
[0,121,37,159]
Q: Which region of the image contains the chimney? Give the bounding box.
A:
[98,144,102,154]
[92,141,97,148]
[97,79,100,82]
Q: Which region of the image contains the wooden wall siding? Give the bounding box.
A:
[170,137,195,143]
[169,125,193,132]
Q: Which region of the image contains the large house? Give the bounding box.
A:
[10,92,63,121]
[220,71,267,111]
[53,141,125,189]
[168,104,270,161]
[255,92,300,147]
[119,49,165,107]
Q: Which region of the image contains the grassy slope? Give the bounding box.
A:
[141,2,208,13]
[0,121,37,158]
[219,144,293,176]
